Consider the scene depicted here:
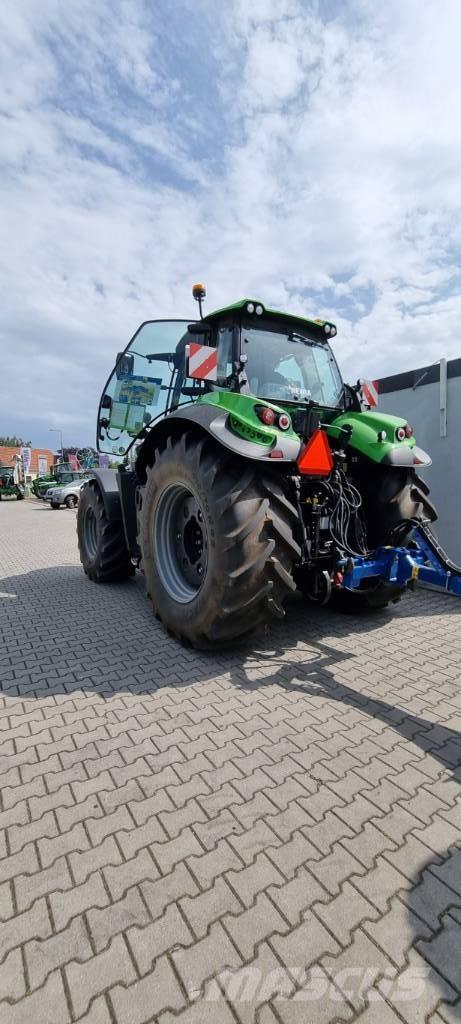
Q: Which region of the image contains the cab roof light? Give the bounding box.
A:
[246,301,265,315]
[297,428,334,476]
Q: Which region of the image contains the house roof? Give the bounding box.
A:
[0,447,55,474]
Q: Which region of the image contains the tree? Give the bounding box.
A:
[0,436,32,447]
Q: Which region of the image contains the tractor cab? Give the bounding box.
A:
[201,299,344,410]
[96,290,350,458]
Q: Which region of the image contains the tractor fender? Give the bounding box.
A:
[86,470,122,520]
[136,403,301,478]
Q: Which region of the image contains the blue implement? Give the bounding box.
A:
[337,526,461,598]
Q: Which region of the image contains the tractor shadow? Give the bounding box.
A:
[1,563,461,1013]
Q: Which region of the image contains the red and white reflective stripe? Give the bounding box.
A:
[361,379,379,407]
[188,343,218,381]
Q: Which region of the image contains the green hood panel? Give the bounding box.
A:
[198,391,299,446]
[329,411,415,464]
[197,394,416,467]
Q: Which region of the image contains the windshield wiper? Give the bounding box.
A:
[287,332,314,345]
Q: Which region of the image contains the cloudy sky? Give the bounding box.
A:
[1,0,460,450]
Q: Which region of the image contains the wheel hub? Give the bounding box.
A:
[154,485,208,602]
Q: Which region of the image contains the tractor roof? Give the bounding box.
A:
[203,299,337,341]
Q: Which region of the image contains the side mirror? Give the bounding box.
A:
[188,322,212,336]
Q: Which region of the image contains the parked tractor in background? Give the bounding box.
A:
[0,463,25,501]
[32,463,88,499]
[77,284,453,649]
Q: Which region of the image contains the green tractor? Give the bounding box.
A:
[77,285,436,648]
[0,464,25,500]
[32,464,87,499]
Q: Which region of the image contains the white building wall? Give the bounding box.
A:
[379,372,461,562]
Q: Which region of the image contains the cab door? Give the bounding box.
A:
[98,320,190,456]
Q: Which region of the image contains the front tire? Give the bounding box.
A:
[77,480,135,582]
[138,433,300,648]
[65,495,78,509]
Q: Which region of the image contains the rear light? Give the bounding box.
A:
[256,405,291,431]
[396,426,406,441]
[256,406,276,426]
[268,449,284,458]
[405,423,413,438]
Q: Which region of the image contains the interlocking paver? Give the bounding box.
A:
[0,969,71,1024]
[87,885,150,952]
[110,954,184,1023]
[1,501,461,1024]
[66,932,136,1017]
[39,820,90,867]
[0,896,51,961]
[141,861,199,919]
[172,920,242,997]
[25,913,92,988]
[104,847,159,899]
[51,867,110,930]
[128,903,193,971]
[0,947,26,1001]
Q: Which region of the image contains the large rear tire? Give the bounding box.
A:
[358,467,435,548]
[138,433,300,648]
[77,480,135,582]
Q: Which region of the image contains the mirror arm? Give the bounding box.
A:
[145,351,177,364]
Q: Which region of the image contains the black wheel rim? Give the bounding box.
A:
[84,507,98,559]
[153,484,208,603]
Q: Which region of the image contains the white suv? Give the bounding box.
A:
[45,478,91,510]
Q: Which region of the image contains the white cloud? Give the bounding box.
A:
[0,0,460,446]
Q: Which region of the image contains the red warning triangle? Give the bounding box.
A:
[297,428,334,476]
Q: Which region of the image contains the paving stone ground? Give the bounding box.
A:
[1,498,460,1024]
